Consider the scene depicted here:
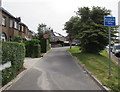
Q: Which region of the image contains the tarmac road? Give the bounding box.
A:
[7,47,101,90]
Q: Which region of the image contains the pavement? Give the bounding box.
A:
[3,47,102,90]
[24,58,42,69]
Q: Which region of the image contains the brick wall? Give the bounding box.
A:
[1,8,33,41]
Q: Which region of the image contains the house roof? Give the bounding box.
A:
[19,22,28,28]
[1,7,21,22]
[1,7,34,35]
[54,32,64,37]
[2,7,15,18]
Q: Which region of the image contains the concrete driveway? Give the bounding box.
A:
[7,47,101,90]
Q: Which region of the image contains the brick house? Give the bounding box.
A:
[0,7,33,41]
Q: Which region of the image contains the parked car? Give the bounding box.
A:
[112,44,120,57]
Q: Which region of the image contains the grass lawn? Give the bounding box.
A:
[68,47,120,92]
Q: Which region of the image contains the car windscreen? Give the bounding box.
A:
[115,45,120,50]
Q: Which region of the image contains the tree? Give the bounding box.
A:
[37,24,52,41]
[37,23,47,40]
[64,16,79,48]
[64,6,118,54]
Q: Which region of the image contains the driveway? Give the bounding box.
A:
[7,47,101,90]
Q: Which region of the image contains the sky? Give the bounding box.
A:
[2,0,120,36]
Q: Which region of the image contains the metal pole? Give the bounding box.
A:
[108,26,111,76]
[117,57,120,88]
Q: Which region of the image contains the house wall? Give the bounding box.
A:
[2,13,10,41]
[1,8,33,41]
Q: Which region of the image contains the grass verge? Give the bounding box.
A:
[68,47,120,92]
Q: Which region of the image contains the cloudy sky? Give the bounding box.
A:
[2,0,120,36]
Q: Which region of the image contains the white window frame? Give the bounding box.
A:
[2,16,6,26]
[14,21,17,29]
[14,21,18,29]
[1,32,6,41]
[21,26,24,32]
[9,19,13,28]
[18,24,20,31]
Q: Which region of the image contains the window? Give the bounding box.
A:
[14,21,17,29]
[2,16,6,26]
[18,24,20,31]
[1,32,7,41]
[9,19,13,28]
[21,26,24,32]
[14,21,18,29]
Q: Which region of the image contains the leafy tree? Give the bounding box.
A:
[37,23,47,40]
[37,24,51,41]
[64,16,80,48]
[64,6,118,54]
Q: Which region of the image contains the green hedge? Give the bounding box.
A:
[41,39,50,53]
[13,36,23,43]
[64,43,70,46]
[2,42,25,86]
[0,41,2,87]
[25,39,41,58]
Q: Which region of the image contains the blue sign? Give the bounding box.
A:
[104,16,116,26]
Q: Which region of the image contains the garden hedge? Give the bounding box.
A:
[2,42,25,86]
[0,41,2,87]
[41,38,50,53]
[64,43,70,46]
[25,39,41,58]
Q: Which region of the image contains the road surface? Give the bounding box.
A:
[7,47,101,90]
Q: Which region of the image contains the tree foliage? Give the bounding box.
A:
[64,6,118,54]
[37,23,47,40]
[37,23,51,40]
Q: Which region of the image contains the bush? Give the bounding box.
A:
[56,41,64,46]
[41,38,50,53]
[13,36,23,43]
[25,39,41,58]
[2,67,15,86]
[2,42,25,86]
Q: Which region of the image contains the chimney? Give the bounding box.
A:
[16,17,21,22]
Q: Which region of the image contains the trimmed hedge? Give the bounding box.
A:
[64,43,70,46]
[0,41,2,87]
[25,39,41,58]
[2,42,25,86]
[41,38,50,53]
[13,36,23,43]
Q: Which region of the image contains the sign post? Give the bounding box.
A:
[104,16,116,76]
[108,26,111,76]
